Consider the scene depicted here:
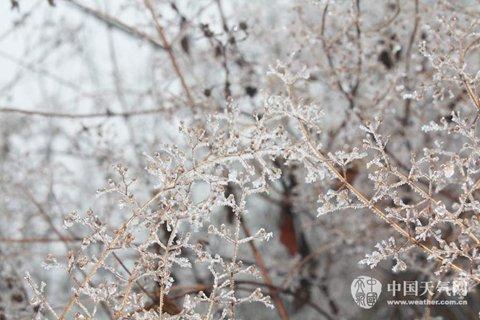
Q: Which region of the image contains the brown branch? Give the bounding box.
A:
[63,0,164,50]
[240,219,289,320]
[0,237,81,243]
[402,0,420,126]
[463,78,480,111]
[320,3,354,107]
[235,281,333,320]
[366,0,400,32]
[0,106,168,119]
[281,242,338,289]
[144,0,195,107]
[459,36,480,111]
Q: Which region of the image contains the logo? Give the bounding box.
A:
[351,276,382,309]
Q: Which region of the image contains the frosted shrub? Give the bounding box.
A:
[1,0,480,319]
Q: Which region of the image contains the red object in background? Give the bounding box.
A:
[280,213,298,256]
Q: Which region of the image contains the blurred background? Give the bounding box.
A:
[1,1,480,319]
